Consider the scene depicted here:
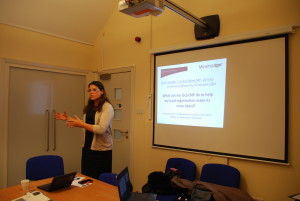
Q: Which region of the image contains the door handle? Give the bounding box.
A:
[52,109,56,151]
[120,130,129,139]
[45,110,50,151]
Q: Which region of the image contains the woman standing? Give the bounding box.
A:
[54,81,114,179]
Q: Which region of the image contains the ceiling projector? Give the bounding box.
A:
[118,0,164,18]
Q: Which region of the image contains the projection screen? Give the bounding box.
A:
[153,35,288,163]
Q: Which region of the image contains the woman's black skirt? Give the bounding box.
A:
[81,147,112,179]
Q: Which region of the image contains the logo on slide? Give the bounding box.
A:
[161,67,187,78]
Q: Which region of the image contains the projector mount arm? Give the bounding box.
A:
[163,0,207,28]
[162,0,220,40]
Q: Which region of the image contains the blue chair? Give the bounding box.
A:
[157,158,197,201]
[26,155,64,180]
[199,163,240,188]
[165,158,196,181]
[98,173,117,186]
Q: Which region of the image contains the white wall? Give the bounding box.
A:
[93,1,300,201]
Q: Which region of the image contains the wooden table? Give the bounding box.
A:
[0,173,119,201]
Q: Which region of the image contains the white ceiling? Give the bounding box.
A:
[0,0,118,45]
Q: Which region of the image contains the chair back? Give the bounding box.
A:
[98,173,117,186]
[200,163,240,188]
[165,158,196,181]
[26,155,64,180]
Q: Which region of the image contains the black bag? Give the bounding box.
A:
[191,186,213,201]
[165,168,183,179]
[142,171,178,195]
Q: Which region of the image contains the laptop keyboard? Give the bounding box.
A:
[37,183,51,191]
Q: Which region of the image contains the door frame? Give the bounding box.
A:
[99,65,135,178]
[0,58,89,188]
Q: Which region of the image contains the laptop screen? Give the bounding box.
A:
[51,172,76,189]
[37,172,76,192]
[117,167,133,201]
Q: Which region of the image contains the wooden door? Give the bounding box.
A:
[7,66,85,186]
[52,72,85,174]
[100,69,132,174]
[8,67,51,186]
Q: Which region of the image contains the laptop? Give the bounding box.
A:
[116,167,157,201]
[37,172,76,192]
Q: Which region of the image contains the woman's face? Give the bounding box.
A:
[88,84,103,101]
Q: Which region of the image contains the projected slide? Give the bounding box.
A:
[156,58,227,128]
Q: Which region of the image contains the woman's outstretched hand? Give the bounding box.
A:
[54,111,69,121]
[54,112,84,129]
[66,115,82,128]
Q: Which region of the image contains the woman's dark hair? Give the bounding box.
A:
[84,81,112,114]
